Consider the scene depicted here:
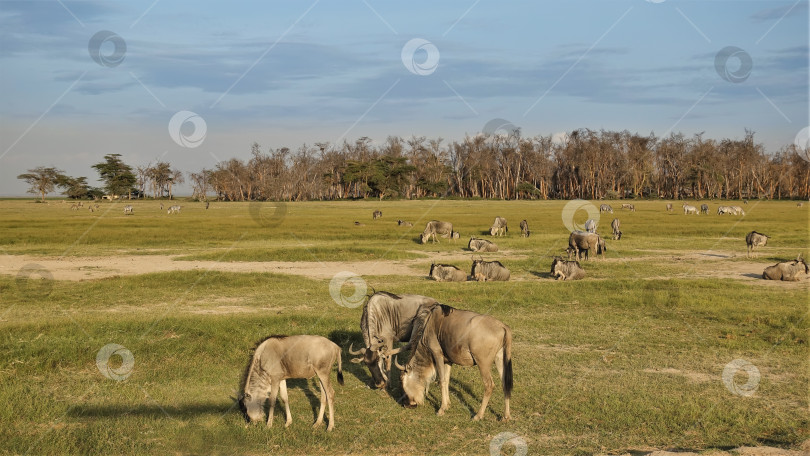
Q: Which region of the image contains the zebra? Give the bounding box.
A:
[167,205,181,215]
[123,205,134,215]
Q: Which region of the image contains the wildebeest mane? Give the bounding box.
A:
[240,335,288,392]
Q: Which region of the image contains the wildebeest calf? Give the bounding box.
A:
[550,256,585,280]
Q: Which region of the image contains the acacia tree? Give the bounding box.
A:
[92,154,136,198]
[17,167,64,201]
[57,175,91,199]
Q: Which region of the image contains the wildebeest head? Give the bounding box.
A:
[349,341,387,388]
[550,256,563,274]
[597,237,607,254]
[395,355,434,408]
[470,257,484,280]
[795,253,809,274]
[238,391,265,423]
[420,232,430,244]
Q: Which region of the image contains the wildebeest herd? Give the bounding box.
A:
[238,202,806,431]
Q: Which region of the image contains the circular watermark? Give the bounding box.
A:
[794,127,810,163]
[483,118,520,137]
[88,30,126,68]
[714,46,752,84]
[96,343,135,381]
[168,111,207,148]
[248,201,288,228]
[401,38,440,76]
[329,271,367,308]
[15,263,54,300]
[722,359,760,396]
[645,0,666,3]
[561,199,600,233]
[489,432,527,456]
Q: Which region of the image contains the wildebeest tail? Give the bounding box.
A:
[336,346,344,386]
[503,327,513,400]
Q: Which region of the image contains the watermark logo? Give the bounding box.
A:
[96,343,135,381]
[722,359,760,397]
[490,432,527,456]
[168,111,207,148]
[561,199,600,233]
[329,271,367,308]
[401,38,440,76]
[483,118,520,138]
[248,201,288,228]
[15,264,54,300]
[714,46,752,83]
[794,127,810,163]
[88,31,126,68]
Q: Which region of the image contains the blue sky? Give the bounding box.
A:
[1,0,807,195]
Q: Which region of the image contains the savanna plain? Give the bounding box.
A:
[0,198,807,455]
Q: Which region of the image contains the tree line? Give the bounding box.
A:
[17,129,810,202]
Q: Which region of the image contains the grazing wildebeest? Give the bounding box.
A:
[762,254,808,281]
[429,263,468,282]
[373,210,382,220]
[550,256,585,281]
[745,231,769,257]
[393,303,512,421]
[348,292,438,389]
[584,219,597,233]
[798,202,804,207]
[468,237,499,252]
[729,205,745,216]
[421,220,455,244]
[167,205,181,214]
[470,258,510,281]
[490,216,508,236]
[620,203,635,212]
[519,220,530,238]
[123,205,134,215]
[666,203,673,212]
[610,218,622,240]
[239,335,343,431]
[568,231,606,261]
[600,204,613,213]
[683,204,698,215]
[700,204,709,214]
[717,205,731,215]
[397,220,413,227]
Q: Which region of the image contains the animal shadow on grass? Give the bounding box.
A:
[328,329,373,387]
[742,273,762,279]
[529,270,554,279]
[421,377,484,419]
[68,401,233,419]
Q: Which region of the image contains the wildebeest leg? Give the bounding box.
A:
[278,380,292,428]
[267,380,280,427]
[313,376,327,428]
[437,364,452,416]
[315,372,336,432]
[473,361,495,421]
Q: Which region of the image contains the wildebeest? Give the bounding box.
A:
[490,216,508,236]
[397,220,413,227]
[123,205,133,215]
[205,201,210,209]
[373,210,382,219]
[568,231,606,261]
[354,221,365,226]
[160,203,164,210]
[393,303,512,421]
[584,219,597,233]
[798,202,804,207]
[421,220,455,244]
[348,292,438,389]
[550,256,585,280]
[468,237,499,252]
[600,204,613,213]
[729,205,745,216]
[519,220,530,237]
[683,204,698,215]
[429,263,468,282]
[239,335,343,431]
[620,203,635,212]
[666,203,673,212]
[762,254,808,281]
[717,205,731,215]
[167,205,181,214]
[471,258,510,281]
[700,204,709,214]
[610,218,622,240]
[745,231,769,257]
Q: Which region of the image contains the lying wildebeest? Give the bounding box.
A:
[600,204,613,213]
[123,205,133,215]
[354,221,365,226]
[620,203,635,212]
[469,237,499,252]
[429,263,468,282]
[762,254,808,281]
[348,292,438,389]
[584,219,597,233]
[239,335,343,431]
[611,218,622,240]
[490,216,508,236]
[550,256,585,280]
[471,257,510,281]
[167,205,181,214]
[397,220,413,227]
[700,203,709,214]
[421,220,456,244]
[683,204,698,215]
[745,231,769,257]
[373,210,382,219]
[519,219,530,237]
[392,303,512,421]
[568,231,606,261]
[666,203,673,212]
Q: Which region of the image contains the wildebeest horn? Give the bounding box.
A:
[386,344,410,356]
[394,356,405,371]
[348,343,366,355]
